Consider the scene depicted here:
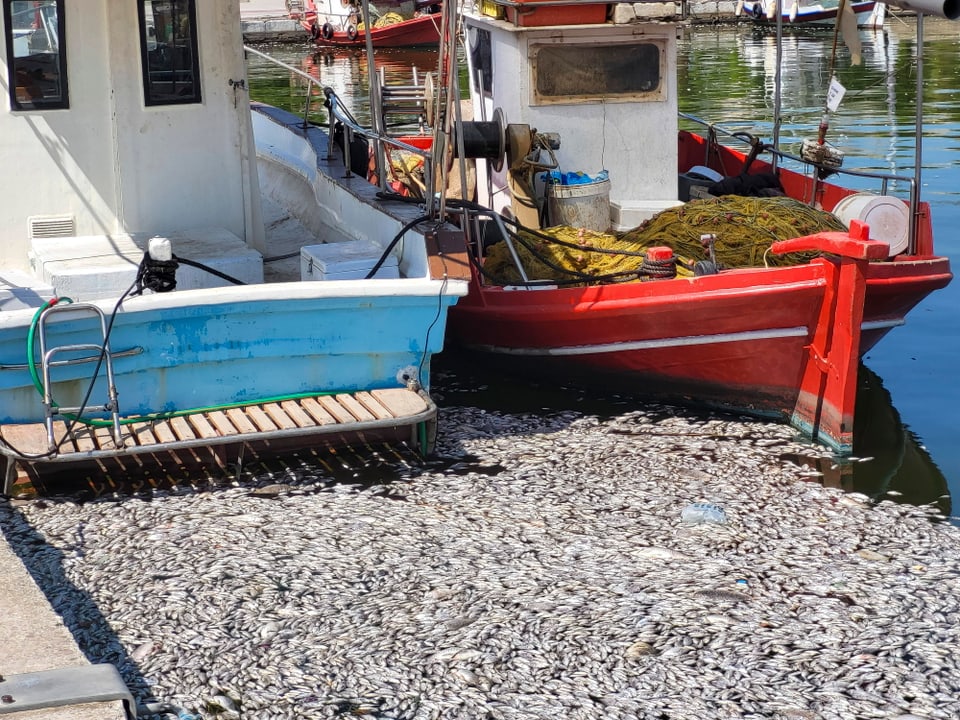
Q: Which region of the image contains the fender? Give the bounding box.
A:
[321,22,334,40]
[346,24,358,41]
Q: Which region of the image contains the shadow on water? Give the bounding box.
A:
[0,500,156,711]
[433,350,953,519]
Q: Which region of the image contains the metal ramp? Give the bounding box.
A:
[0,388,437,497]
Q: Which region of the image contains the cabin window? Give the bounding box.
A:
[3,0,68,110]
[138,0,201,106]
[531,42,662,105]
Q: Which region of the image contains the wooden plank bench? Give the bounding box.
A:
[0,389,435,497]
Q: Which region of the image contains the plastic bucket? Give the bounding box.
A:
[546,178,611,232]
[831,192,910,256]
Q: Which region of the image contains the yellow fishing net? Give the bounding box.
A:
[358,11,406,30]
[483,196,848,285]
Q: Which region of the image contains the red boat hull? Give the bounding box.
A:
[447,246,951,453]
[299,13,442,48]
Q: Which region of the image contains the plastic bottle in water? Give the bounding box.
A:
[680,501,727,525]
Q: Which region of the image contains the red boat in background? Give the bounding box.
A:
[292,0,443,47]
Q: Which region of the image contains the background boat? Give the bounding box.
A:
[290,0,443,46]
[738,0,886,26]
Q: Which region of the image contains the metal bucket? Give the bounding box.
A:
[546,178,611,232]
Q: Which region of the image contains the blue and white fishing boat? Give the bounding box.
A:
[0,0,466,493]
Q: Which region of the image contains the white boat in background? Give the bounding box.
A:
[738,0,887,27]
[0,0,465,494]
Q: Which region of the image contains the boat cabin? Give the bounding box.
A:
[0,0,264,305]
[463,9,682,230]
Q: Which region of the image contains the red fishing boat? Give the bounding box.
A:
[276,0,956,454]
[293,0,443,47]
[438,0,955,454]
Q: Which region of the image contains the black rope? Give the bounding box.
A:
[640,256,678,279]
[365,213,434,280]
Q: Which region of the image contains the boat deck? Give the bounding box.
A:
[0,388,435,497]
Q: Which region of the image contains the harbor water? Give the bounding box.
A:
[3,16,960,720]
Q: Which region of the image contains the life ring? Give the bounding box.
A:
[345,23,358,41]
[321,22,334,40]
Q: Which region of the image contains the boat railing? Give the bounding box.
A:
[243,45,435,185]
[679,112,920,253]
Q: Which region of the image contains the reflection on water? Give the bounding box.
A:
[245,20,958,518]
[783,366,950,516]
[434,352,951,517]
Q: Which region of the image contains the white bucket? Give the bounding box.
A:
[831,193,910,256]
[546,178,611,232]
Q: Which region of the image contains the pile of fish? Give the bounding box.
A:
[1,401,956,720]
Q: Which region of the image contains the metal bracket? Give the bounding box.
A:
[0,664,136,719]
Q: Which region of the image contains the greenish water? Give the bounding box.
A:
[246,18,960,516]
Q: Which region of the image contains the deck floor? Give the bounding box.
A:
[1,389,435,497]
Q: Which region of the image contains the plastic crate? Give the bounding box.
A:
[505,0,608,27]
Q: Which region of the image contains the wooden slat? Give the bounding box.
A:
[0,424,52,456]
[263,402,298,430]
[371,388,428,418]
[207,410,240,436]
[225,408,258,435]
[51,421,74,452]
[245,405,279,432]
[151,420,178,445]
[94,425,124,451]
[280,400,315,428]
[130,422,159,446]
[336,394,376,422]
[355,391,394,420]
[169,417,197,441]
[187,413,219,440]
[300,397,337,426]
[317,396,355,424]
[72,426,98,453]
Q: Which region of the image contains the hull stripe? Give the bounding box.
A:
[470,318,906,357]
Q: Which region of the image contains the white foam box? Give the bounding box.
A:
[300,241,399,281]
[30,229,263,300]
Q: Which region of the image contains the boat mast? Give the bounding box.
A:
[772,0,783,168]
[911,13,923,253]
[360,0,386,190]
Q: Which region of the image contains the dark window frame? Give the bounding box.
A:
[3,0,69,111]
[530,39,664,106]
[137,0,202,106]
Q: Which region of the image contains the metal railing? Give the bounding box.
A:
[679,112,920,254]
[243,44,436,192]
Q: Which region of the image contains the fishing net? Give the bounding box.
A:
[358,12,406,31]
[483,195,848,286]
